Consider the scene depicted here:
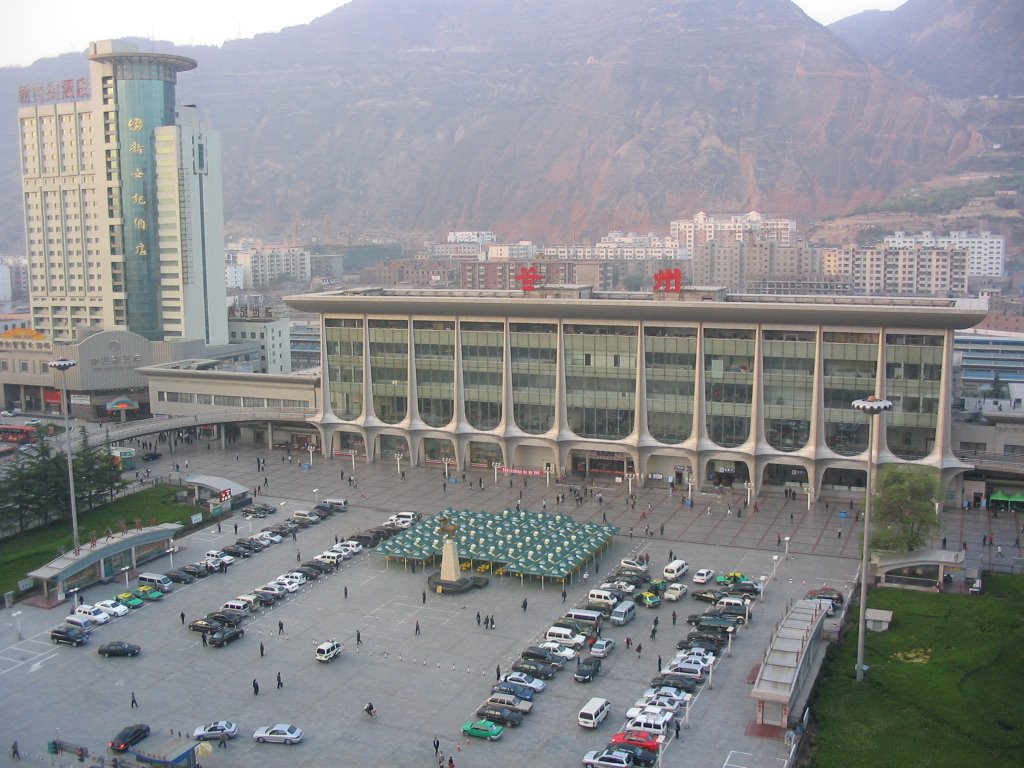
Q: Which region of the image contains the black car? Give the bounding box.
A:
[366,526,397,540]
[164,569,195,584]
[686,629,730,646]
[287,516,315,528]
[253,503,277,515]
[293,566,321,580]
[708,605,751,624]
[208,627,245,647]
[206,610,245,627]
[51,624,89,646]
[313,503,336,516]
[691,589,728,603]
[511,659,558,679]
[301,560,333,574]
[725,581,761,596]
[254,587,283,602]
[475,705,523,728]
[607,742,657,767]
[235,538,263,553]
[265,524,293,536]
[650,673,699,693]
[221,544,252,559]
[180,563,210,579]
[521,646,565,668]
[110,724,150,752]
[98,641,141,657]
[574,657,601,682]
[141,452,161,461]
[251,593,276,608]
[676,637,724,653]
[188,618,223,634]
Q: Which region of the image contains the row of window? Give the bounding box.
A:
[157,391,309,408]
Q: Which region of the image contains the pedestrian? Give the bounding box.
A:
[636,642,643,657]
[233,522,238,534]
[217,522,221,533]
[253,679,259,696]
[629,527,633,538]
[297,550,301,562]
[660,522,665,536]
[448,756,455,768]
[982,534,987,546]
[837,528,842,539]
[483,615,490,629]
[561,588,567,603]
[476,611,481,626]
[706,505,711,518]
[260,642,265,657]
[415,620,421,635]
[490,615,496,630]
[521,598,528,612]
[650,626,657,640]
[356,630,362,645]
[671,610,677,626]
[422,590,427,605]
[496,664,501,682]
[433,736,440,755]
[777,533,782,547]
[657,654,662,670]
[653,616,659,627]
[278,620,284,636]
[130,691,138,708]
[942,537,947,549]
[790,511,794,522]
[277,672,283,689]
[201,632,207,647]
[11,741,19,760]
[218,731,227,749]
[180,611,185,625]
[674,719,681,740]
[625,637,632,650]
[344,585,348,599]
[997,545,1003,557]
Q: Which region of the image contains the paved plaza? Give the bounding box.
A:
[0,435,1019,767]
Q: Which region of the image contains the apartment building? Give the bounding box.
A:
[884,231,1004,277]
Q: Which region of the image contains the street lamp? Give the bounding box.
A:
[12,610,22,641]
[851,395,893,682]
[166,544,175,569]
[442,457,451,478]
[307,444,315,468]
[48,357,80,552]
[492,462,502,484]
[745,481,753,506]
[806,486,815,512]
[121,565,131,589]
[313,488,320,506]
[784,536,791,560]
[626,473,638,496]
[395,453,403,479]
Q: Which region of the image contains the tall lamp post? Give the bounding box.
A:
[851,395,893,682]
[49,358,80,552]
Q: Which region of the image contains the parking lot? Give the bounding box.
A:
[0,443,860,767]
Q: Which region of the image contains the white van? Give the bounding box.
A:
[587,589,617,607]
[545,626,587,649]
[563,608,604,627]
[75,604,111,624]
[291,510,320,524]
[63,615,95,633]
[321,498,349,512]
[315,640,344,662]
[716,596,749,609]
[138,572,174,593]
[610,600,636,626]
[235,595,263,613]
[663,560,690,581]
[577,696,612,728]
[221,599,251,616]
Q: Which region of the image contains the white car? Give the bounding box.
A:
[75,604,111,624]
[632,693,689,713]
[625,702,677,720]
[673,651,715,669]
[590,638,616,658]
[664,583,688,601]
[24,418,42,426]
[692,568,716,584]
[257,583,286,597]
[256,531,283,544]
[626,711,672,736]
[601,581,637,594]
[282,571,308,584]
[642,687,692,705]
[538,641,576,660]
[620,558,649,573]
[205,550,235,566]
[193,721,239,741]
[274,577,300,593]
[330,543,354,558]
[95,599,130,617]
[339,540,363,553]
[501,671,546,692]
[252,723,303,745]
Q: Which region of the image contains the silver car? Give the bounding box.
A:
[253,724,303,744]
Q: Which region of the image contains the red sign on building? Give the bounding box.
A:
[514,265,544,292]
[653,267,683,293]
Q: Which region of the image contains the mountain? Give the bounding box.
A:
[829,0,1024,99]
[0,0,982,248]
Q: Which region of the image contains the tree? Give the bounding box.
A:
[870,466,942,551]
[990,372,1010,400]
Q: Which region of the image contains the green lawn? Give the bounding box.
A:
[806,576,1024,767]
[0,487,198,595]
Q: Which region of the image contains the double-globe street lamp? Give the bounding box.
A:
[851,395,893,682]
[48,358,80,553]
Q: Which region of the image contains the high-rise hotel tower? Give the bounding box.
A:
[18,39,227,344]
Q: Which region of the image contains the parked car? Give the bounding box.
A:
[205,550,235,566]
[252,724,303,744]
[539,641,577,660]
[620,557,649,573]
[606,742,657,767]
[649,674,698,693]
[475,705,523,728]
[636,591,662,608]
[691,589,727,603]
[255,584,286,600]
[692,568,716,584]
[141,451,161,461]
[208,627,245,647]
[574,657,602,683]
[511,659,558,679]
[132,586,163,601]
[115,592,145,609]
[255,531,283,544]
[664,582,688,601]
[193,721,238,741]
[75,604,111,624]
[95,599,130,618]
[179,563,210,579]
[51,624,89,646]
[610,730,661,752]
[491,682,535,701]
[188,618,223,634]
[221,544,252,559]
[591,638,616,658]
[520,646,565,668]
[725,581,762,596]
[109,724,150,752]
[98,641,141,657]
[206,610,245,628]
[501,671,546,691]
[165,569,196,584]
[583,748,635,768]
[461,719,503,741]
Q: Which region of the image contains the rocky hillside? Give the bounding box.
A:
[0,0,982,247]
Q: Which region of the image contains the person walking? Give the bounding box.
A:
[561,588,567,603]
[233,522,238,535]
[448,756,455,768]
[496,664,501,682]
[276,672,283,689]
[635,642,643,657]
[837,528,842,539]
[650,626,657,640]
[415,620,421,636]
[777,533,782,548]
[476,611,481,626]
[344,586,348,599]
[490,615,497,630]
[201,632,207,647]
[260,642,265,658]
[11,741,19,760]
[671,610,677,626]
[657,654,662,671]
[218,731,228,749]
[625,637,632,650]
[278,620,284,636]
[483,615,490,629]
[356,630,362,645]
[130,692,138,708]
[433,736,440,755]
[521,598,528,612]
[942,536,947,549]
[422,590,427,605]
[674,720,681,740]
[253,679,259,696]
[180,611,185,625]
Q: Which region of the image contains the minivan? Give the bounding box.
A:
[577,696,612,728]
[610,600,637,626]
[545,625,588,649]
[563,608,604,627]
[291,510,321,524]
[716,596,749,610]
[63,615,95,633]
[221,600,251,616]
[587,589,618,607]
[663,559,690,581]
[350,532,381,548]
[321,498,349,512]
[138,572,174,593]
[235,595,263,613]
[75,604,111,624]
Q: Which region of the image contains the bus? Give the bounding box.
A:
[0,425,38,445]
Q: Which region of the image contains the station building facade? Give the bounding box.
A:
[288,288,988,498]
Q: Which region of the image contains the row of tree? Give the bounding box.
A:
[0,427,127,539]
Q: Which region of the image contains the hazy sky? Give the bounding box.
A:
[1,0,907,69]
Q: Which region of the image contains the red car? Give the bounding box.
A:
[610,730,660,752]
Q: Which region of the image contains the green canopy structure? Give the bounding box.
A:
[373,507,618,584]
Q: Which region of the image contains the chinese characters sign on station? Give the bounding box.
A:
[515,265,544,292]
[228,306,273,318]
[653,268,683,293]
[17,79,89,105]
